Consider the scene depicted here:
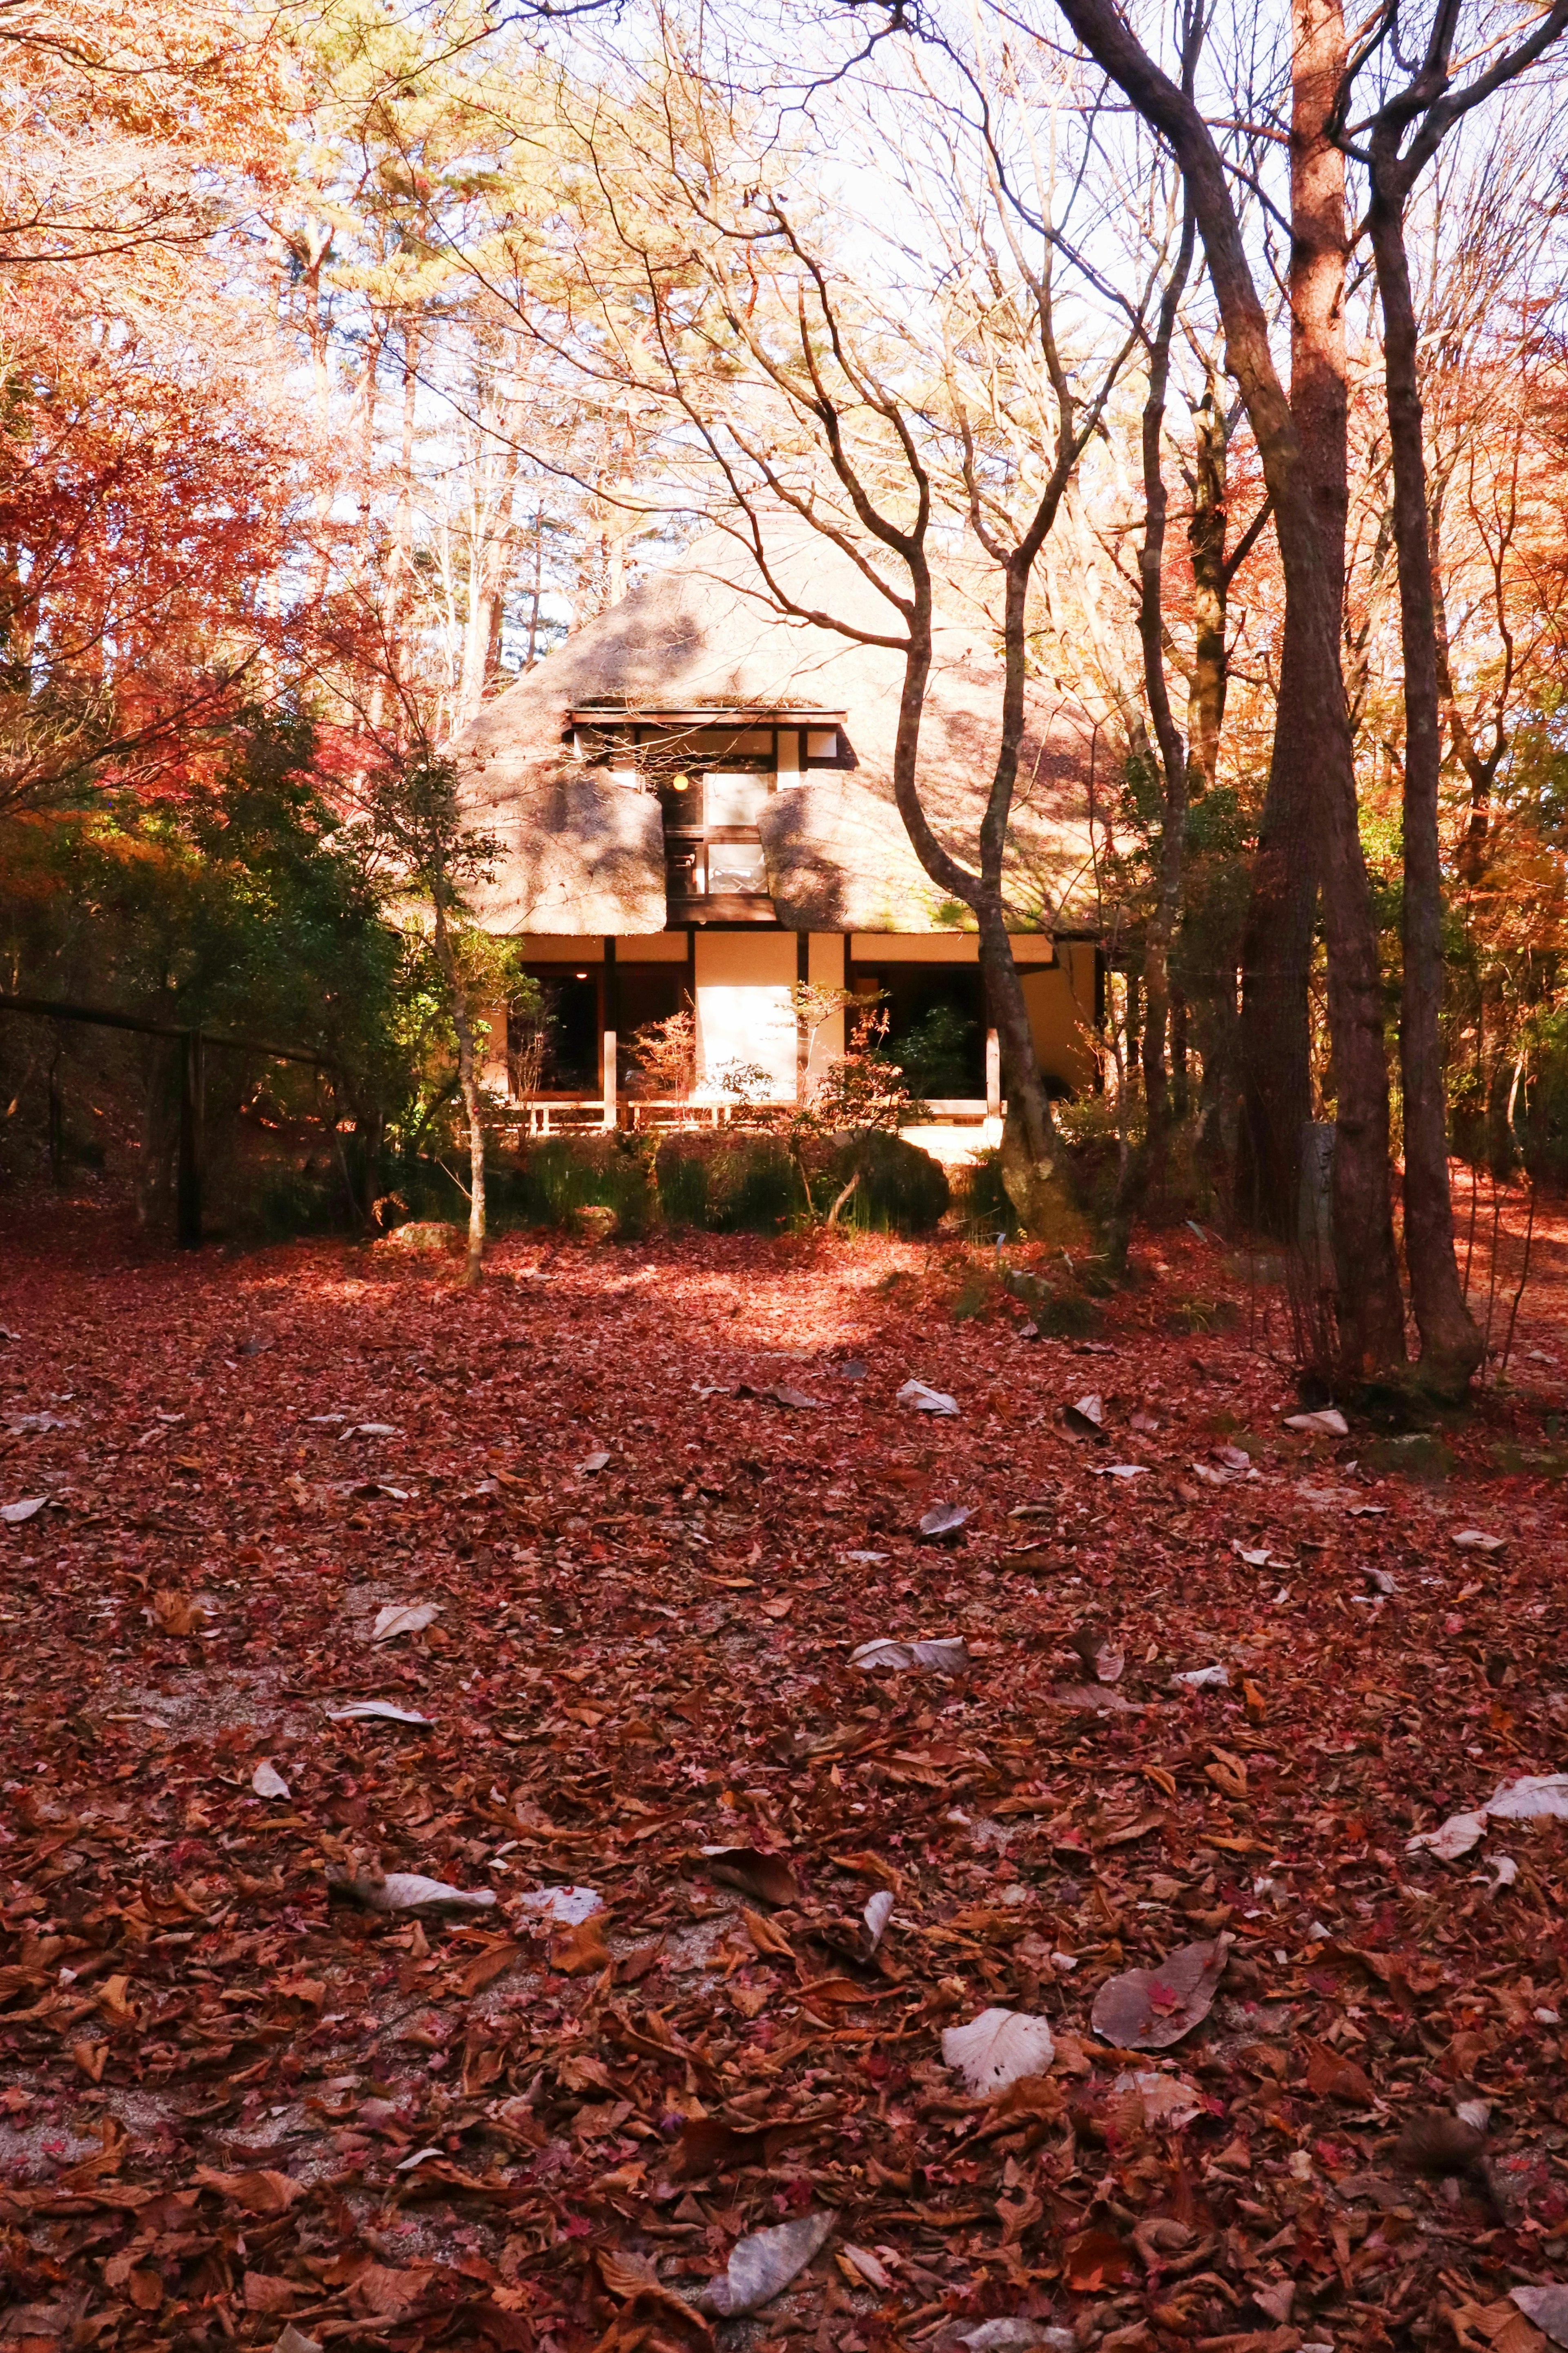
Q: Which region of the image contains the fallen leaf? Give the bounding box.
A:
[192,2166,302,2215]
[1065,1394,1105,1435]
[325,1700,432,1726]
[272,2329,323,2353]
[862,1888,894,1951]
[244,2275,301,2314]
[251,1759,290,1800]
[1303,2038,1375,2102]
[0,1496,47,1524]
[1090,1935,1232,2049]
[1111,2068,1203,2128]
[1406,1809,1488,1860]
[1171,1664,1229,1690]
[1454,1528,1507,1552]
[326,1868,497,1916]
[1285,1408,1349,1435]
[1065,2227,1132,2290]
[896,1379,959,1416]
[702,1845,801,1906]
[153,1589,207,1636]
[917,1502,973,1540]
[957,2325,1067,2352]
[518,1885,604,1924]
[551,1916,611,1974]
[369,1601,441,1643]
[1047,1684,1143,1714]
[839,2244,893,2291]
[850,1634,969,1673]
[575,1450,611,1472]
[1486,1774,1568,1820]
[1091,1462,1151,1479]
[941,2006,1056,2094]
[1512,2288,1568,2347]
[698,2210,836,2316]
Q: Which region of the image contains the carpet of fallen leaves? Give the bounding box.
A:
[4,1198,1568,2353]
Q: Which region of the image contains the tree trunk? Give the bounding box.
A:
[1368,183,1483,1392]
[1237,0,1348,1240]
[431,894,485,1287]
[1054,0,1406,1371]
[1134,211,1196,1177]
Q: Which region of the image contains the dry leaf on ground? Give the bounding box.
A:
[324,1700,432,1725]
[942,2006,1056,2094]
[851,1634,969,1673]
[325,1868,496,1915]
[702,1845,801,1905]
[368,1601,441,1643]
[896,1379,958,1415]
[1512,2288,1568,2346]
[1090,1934,1232,2048]
[698,2210,836,2316]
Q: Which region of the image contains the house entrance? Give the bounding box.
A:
[850,962,984,1097]
[510,969,600,1095]
[615,964,687,1093]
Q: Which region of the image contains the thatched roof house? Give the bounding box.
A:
[452,527,1102,1120]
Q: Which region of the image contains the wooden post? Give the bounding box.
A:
[176,1029,203,1248]
[603,936,617,1130]
[985,1027,1002,1120]
[796,931,810,1104]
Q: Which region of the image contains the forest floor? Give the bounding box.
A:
[2,1194,1568,2353]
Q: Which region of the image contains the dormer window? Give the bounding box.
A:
[566,704,847,920]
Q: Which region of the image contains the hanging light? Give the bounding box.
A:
[670,771,690,792]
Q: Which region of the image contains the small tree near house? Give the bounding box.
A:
[364,753,515,1287]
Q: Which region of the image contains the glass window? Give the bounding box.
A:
[706,840,767,893]
[806,729,840,760]
[704,772,773,826]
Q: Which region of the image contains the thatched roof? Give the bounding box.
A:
[757,780,951,930]
[454,524,1098,935]
[470,775,665,937]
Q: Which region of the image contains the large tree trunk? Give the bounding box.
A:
[1236,0,1348,1238]
[1054,0,1406,1371]
[1368,186,1483,1392]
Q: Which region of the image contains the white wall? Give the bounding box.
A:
[806,933,846,1080]
[694,931,798,1097]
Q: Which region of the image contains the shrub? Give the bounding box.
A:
[512,1135,654,1236]
[655,1145,709,1228]
[709,1136,797,1233]
[1167,1294,1242,1335]
[951,1149,1014,1238]
[822,1129,950,1234]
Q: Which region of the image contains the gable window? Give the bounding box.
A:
[567,708,846,917]
[660,740,777,914]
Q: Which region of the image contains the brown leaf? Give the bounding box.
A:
[1303,2039,1374,2103]
[551,1916,611,1975]
[741,1905,795,1958]
[243,2275,302,2314]
[1090,1935,1232,2049]
[702,1845,801,1906]
[698,2210,836,2316]
[152,1588,206,1637]
[1065,2228,1132,2291]
[192,2166,302,2215]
